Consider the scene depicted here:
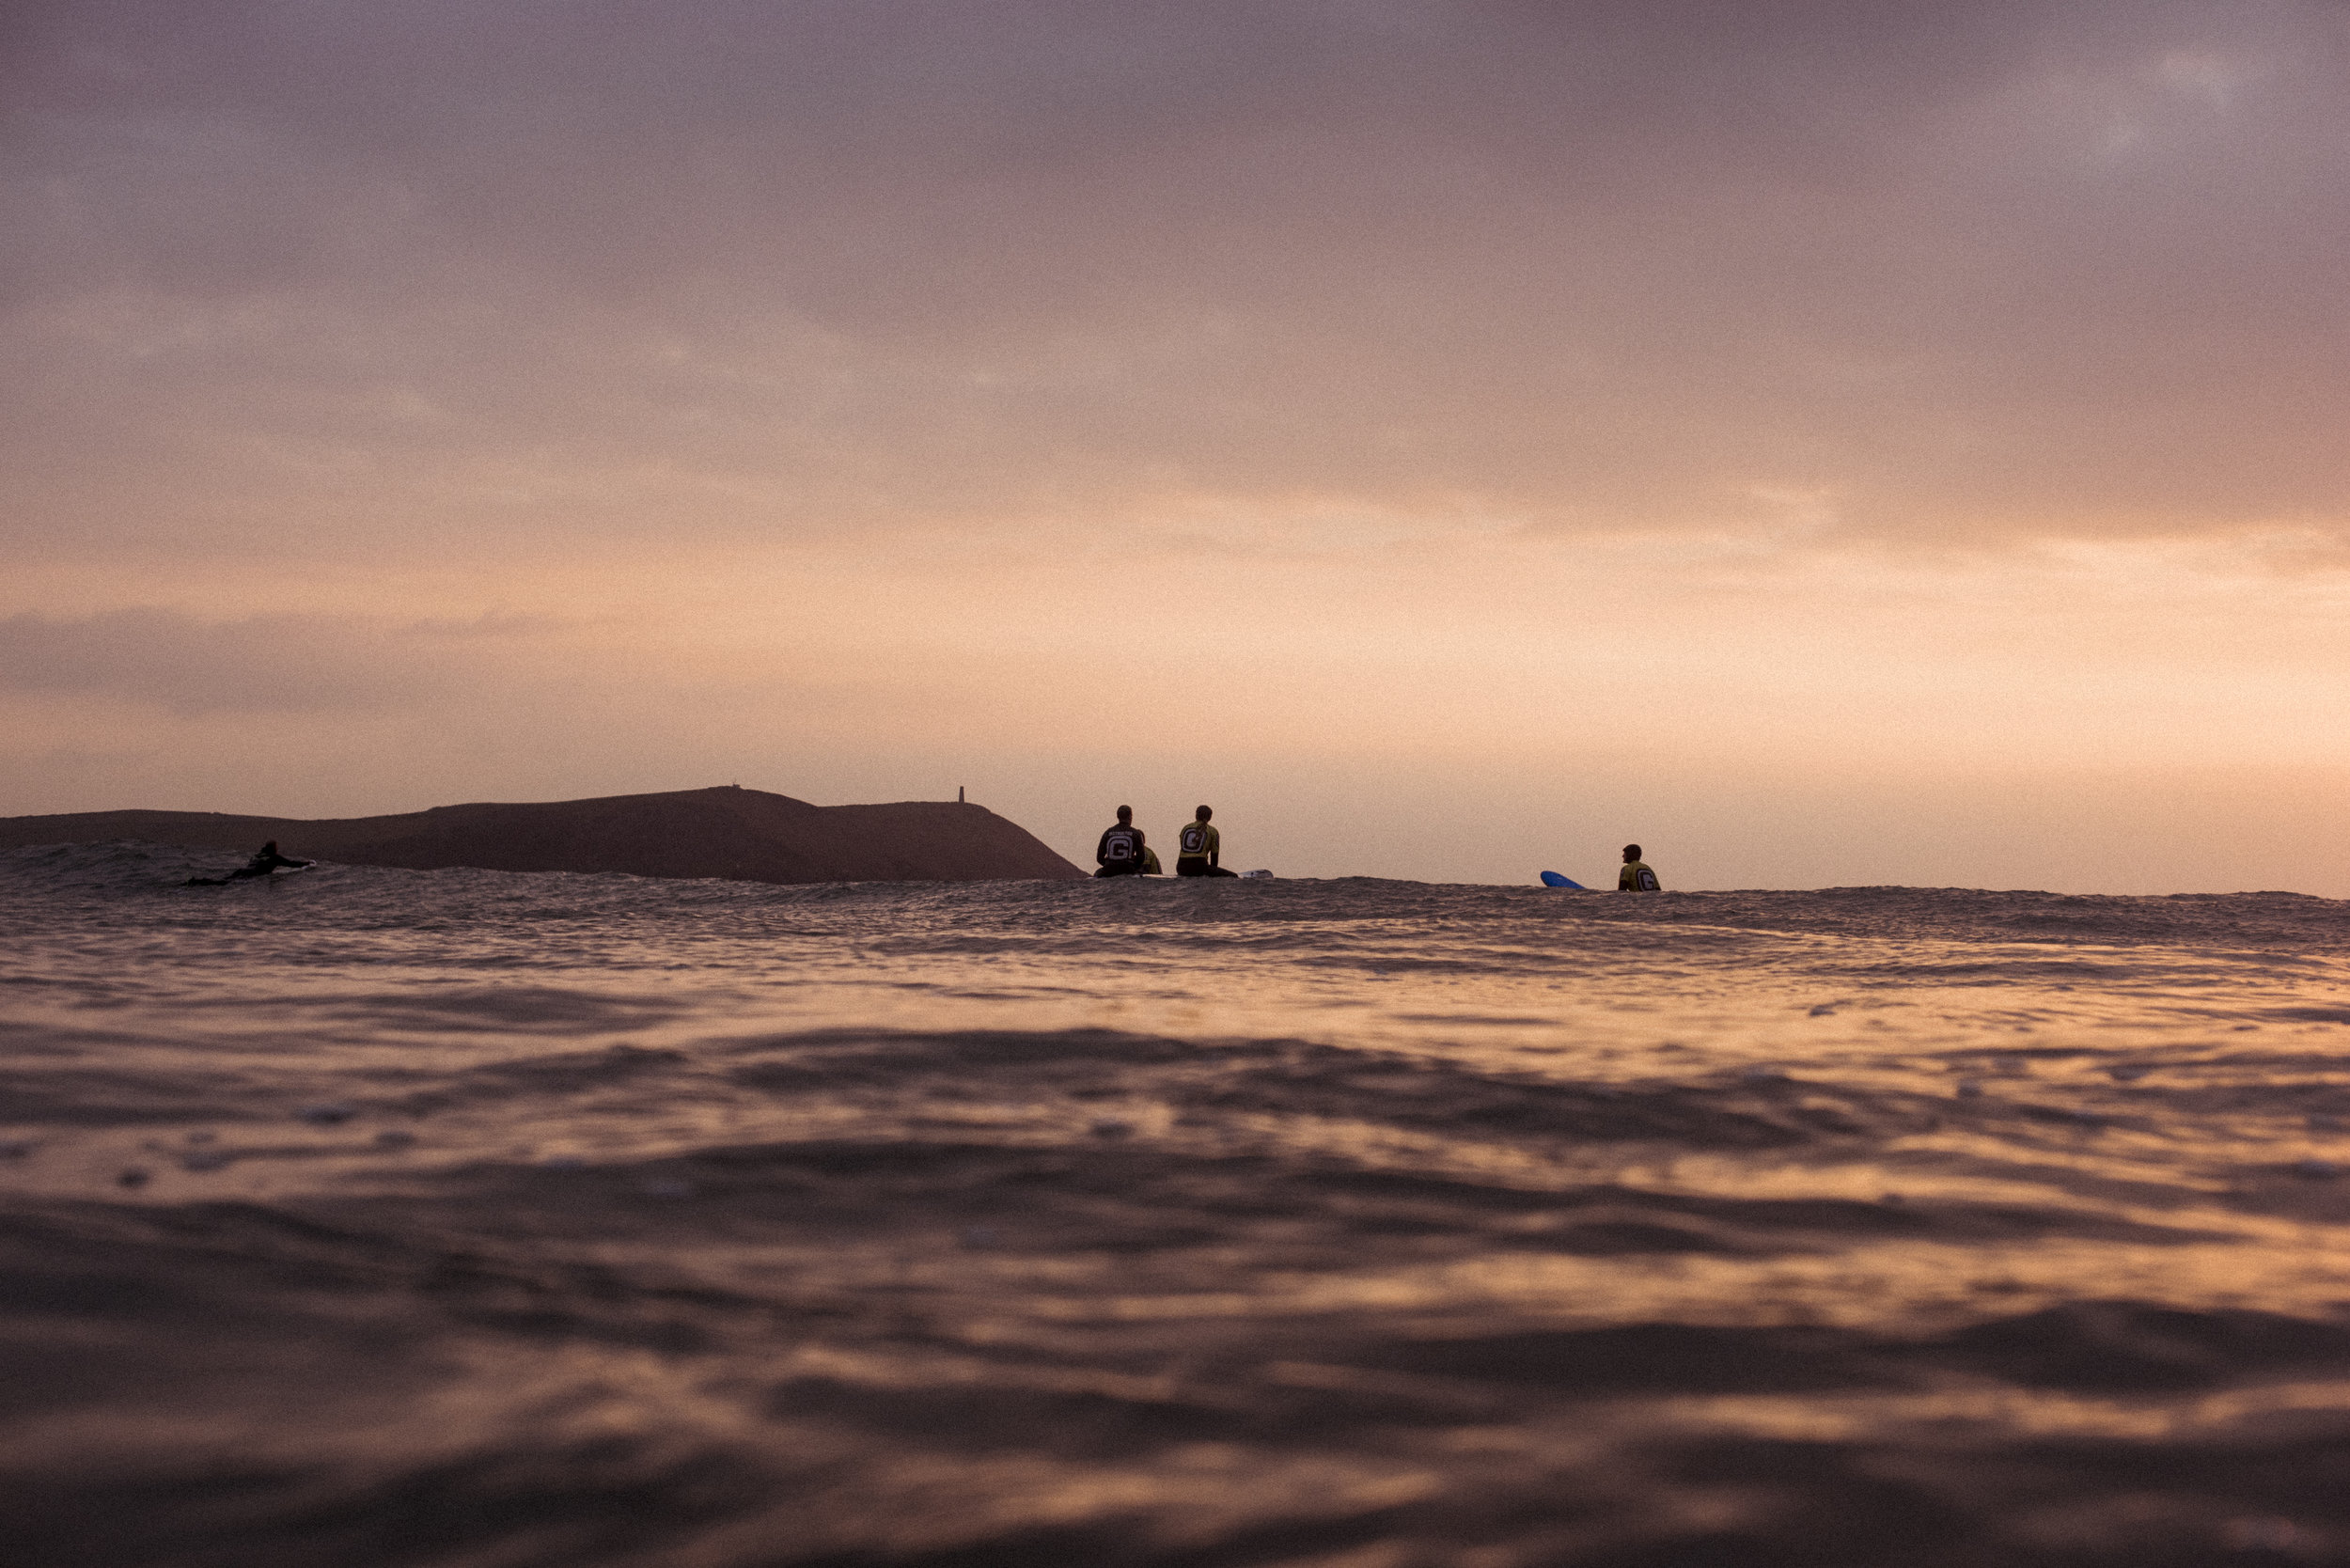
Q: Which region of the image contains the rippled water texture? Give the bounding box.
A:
[6,841,2350,1566]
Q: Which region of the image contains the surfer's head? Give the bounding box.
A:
[1195,806,1213,822]
[262,840,278,854]
[1622,844,1642,862]
[1116,806,1133,823]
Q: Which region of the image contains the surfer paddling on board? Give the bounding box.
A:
[185,840,314,886]
[1094,808,1149,878]
[1617,844,1661,892]
[1176,806,1239,878]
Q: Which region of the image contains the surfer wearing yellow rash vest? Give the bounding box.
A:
[1617,844,1661,891]
[1175,806,1238,878]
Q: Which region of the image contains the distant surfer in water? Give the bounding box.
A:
[1176,806,1238,878]
[185,840,314,886]
[1095,808,1149,877]
[1617,844,1661,892]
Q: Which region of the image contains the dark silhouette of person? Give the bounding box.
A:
[186,840,314,886]
[1175,806,1238,878]
[1094,808,1148,877]
[1617,843,1661,891]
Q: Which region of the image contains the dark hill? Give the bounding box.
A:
[0,787,1085,884]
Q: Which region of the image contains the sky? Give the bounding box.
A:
[4,0,2347,891]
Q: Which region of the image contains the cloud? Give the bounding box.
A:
[2,0,2345,577]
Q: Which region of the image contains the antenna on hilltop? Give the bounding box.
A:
[958,785,965,803]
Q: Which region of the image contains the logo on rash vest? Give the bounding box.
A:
[1104,829,1137,861]
[1180,824,1209,855]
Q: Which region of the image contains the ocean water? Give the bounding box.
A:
[5,842,2350,1568]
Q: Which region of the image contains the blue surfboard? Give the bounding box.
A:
[1540,871,1586,889]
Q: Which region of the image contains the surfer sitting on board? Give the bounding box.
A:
[1095,808,1149,878]
[1617,844,1661,892]
[186,840,314,886]
[1175,806,1239,878]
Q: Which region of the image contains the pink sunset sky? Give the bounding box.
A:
[5,1,2346,890]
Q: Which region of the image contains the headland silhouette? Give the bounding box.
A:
[0,786,1084,885]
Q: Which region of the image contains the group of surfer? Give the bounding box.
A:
[1097,807,1664,891]
[189,824,1653,890]
[1094,805,1237,879]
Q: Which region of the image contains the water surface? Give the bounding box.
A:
[6,841,2349,1565]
